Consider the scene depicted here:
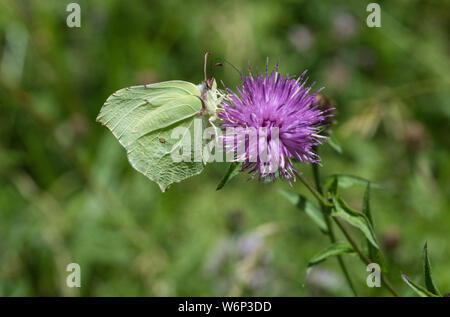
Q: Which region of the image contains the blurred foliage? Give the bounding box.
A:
[0,0,449,296]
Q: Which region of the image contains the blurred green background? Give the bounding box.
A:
[0,0,449,296]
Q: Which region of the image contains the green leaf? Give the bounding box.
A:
[332,196,379,249]
[216,162,242,190]
[327,134,343,154]
[279,189,328,233]
[402,274,440,297]
[327,175,338,196]
[308,242,354,268]
[362,182,373,223]
[97,80,206,192]
[363,182,387,272]
[325,174,380,190]
[423,242,441,296]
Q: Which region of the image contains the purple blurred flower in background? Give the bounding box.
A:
[219,62,331,182]
[288,24,315,53]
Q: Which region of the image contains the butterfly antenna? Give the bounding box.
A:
[221,59,242,77]
[204,52,212,84]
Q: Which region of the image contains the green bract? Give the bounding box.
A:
[96,80,220,192]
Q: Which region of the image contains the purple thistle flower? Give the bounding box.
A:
[219,61,332,182]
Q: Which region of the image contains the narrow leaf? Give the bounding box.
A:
[279,189,328,233]
[363,182,386,272]
[362,182,373,223]
[325,174,380,189]
[402,274,439,297]
[308,242,354,268]
[216,162,242,190]
[423,242,441,296]
[332,196,379,249]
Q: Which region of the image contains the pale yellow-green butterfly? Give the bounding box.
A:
[96,53,224,191]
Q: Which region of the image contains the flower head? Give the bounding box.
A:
[219,62,331,182]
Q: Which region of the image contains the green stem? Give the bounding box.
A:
[311,164,358,297]
[303,163,401,297]
[297,173,333,208]
[333,218,400,297]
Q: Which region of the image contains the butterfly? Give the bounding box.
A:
[96,53,224,191]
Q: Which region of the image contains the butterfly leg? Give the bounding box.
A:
[196,95,206,116]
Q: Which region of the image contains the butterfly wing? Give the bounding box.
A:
[97,80,205,191]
